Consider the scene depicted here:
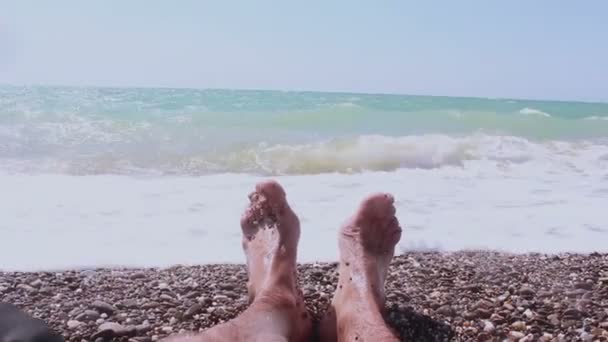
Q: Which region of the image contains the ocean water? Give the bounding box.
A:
[1,85,608,271]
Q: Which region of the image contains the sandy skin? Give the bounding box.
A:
[319,193,402,341]
[163,180,311,342]
[163,181,401,342]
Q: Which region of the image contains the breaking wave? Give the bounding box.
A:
[1,134,607,176]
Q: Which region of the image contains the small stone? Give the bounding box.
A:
[540,333,553,341]
[580,331,593,341]
[120,299,138,309]
[130,338,152,342]
[463,311,476,320]
[184,303,203,319]
[91,300,116,316]
[135,323,153,334]
[508,331,525,339]
[566,289,588,298]
[520,334,535,342]
[518,286,535,298]
[523,309,534,319]
[561,319,577,328]
[219,283,234,291]
[76,309,101,322]
[67,320,82,329]
[476,332,492,341]
[30,279,43,288]
[475,308,492,319]
[39,286,53,295]
[93,322,136,338]
[562,308,582,320]
[161,326,173,333]
[482,320,495,333]
[141,301,159,309]
[497,292,510,302]
[473,299,493,310]
[130,271,147,280]
[213,294,229,301]
[575,282,593,291]
[158,283,169,290]
[213,306,228,316]
[436,305,454,316]
[600,322,608,329]
[17,284,36,292]
[511,321,526,331]
[548,314,560,326]
[159,293,174,302]
[184,291,199,299]
[490,313,505,324]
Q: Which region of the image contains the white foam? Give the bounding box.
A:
[334,102,361,108]
[519,107,551,117]
[1,154,607,271]
[584,116,608,121]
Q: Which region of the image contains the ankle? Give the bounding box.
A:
[255,283,298,309]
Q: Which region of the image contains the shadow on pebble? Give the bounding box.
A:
[0,302,64,342]
[386,304,455,342]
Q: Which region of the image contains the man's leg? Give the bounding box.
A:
[165,180,311,342]
[319,193,402,342]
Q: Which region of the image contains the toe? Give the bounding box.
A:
[359,193,395,221]
[256,180,286,202]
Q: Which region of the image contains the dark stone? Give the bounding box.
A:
[75,309,101,322]
[0,302,64,342]
[92,322,136,338]
[183,303,203,319]
[91,300,116,316]
[518,286,535,299]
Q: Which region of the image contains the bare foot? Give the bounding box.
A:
[164,180,311,342]
[240,180,300,303]
[320,193,402,342]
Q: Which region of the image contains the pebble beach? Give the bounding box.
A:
[2,251,608,341]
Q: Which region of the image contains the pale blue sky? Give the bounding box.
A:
[1,1,607,101]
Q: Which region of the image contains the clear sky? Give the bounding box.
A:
[1,1,607,102]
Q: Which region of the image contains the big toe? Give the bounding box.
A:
[358,193,396,222]
[357,193,401,252]
[255,180,286,203]
[241,180,294,236]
